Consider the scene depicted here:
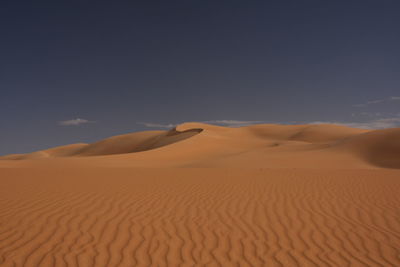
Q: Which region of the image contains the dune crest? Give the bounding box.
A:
[2,122,399,169]
[1,127,203,160]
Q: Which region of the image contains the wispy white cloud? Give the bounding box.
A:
[203,120,265,127]
[58,118,94,126]
[353,96,400,107]
[309,117,400,129]
[139,117,400,130]
[138,120,267,129]
[137,122,176,128]
[351,111,387,118]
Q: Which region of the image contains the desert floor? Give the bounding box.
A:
[1,123,399,266]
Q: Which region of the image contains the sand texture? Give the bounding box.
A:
[1,123,400,266]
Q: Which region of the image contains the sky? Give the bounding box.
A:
[1,0,400,155]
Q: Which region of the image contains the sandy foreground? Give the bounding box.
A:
[1,123,400,266]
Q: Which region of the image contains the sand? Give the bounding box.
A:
[1,123,399,266]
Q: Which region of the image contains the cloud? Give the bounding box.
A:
[354,96,400,107]
[353,99,384,107]
[203,120,265,127]
[366,99,385,105]
[352,111,385,118]
[138,116,400,130]
[137,122,176,128]
[138,120,267,129]
[309,117,400,129]
[58,118,94,126]
[139,117,400,131]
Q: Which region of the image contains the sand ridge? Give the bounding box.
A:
[2,122,399,169]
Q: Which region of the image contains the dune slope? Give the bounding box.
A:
[335,128,400,169]
[74,128,202,156]
[3,122,395,169]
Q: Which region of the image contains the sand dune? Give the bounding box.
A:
[2,127,202,160]
[1,123,400,266]
[335,128,400,169]
[3,122,397,169]
[0,144,88,160]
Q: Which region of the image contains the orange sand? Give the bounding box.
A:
[1,123,399,266]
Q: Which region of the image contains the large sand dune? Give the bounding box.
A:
[1,123,400,266]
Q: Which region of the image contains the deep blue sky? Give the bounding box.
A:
[1,0,400,155]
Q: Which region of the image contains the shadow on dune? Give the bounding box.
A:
[73,127,203,157]
[335,128,400,169]
[1,128,203,159]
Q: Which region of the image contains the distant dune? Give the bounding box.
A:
[1,123,399,266]
[2,122,399,169]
